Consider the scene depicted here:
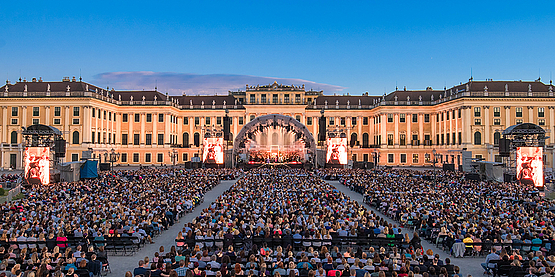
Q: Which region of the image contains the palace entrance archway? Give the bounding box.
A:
[232,114,317,167]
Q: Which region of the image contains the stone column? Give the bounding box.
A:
[140,113,146,145]
[394,113,399,145]
[484,106,490,145]
[153,113,158,146]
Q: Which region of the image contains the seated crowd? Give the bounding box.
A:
[128,169,462,277]
[318,168,555,275]
[0,168,242,277]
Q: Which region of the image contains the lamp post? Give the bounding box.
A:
[105,148,120,171]
[432,149,437,186]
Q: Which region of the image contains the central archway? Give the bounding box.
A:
[233,114,317,167]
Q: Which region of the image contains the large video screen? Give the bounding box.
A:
[326,138,347,165]
[24,147,50,185]
[203,137,224,164]
[516,147,543,188]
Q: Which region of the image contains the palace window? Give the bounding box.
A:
[400,154,407,163]
[539,119,546,126]
[474,107,481,117]
[413,154,419,164]
[494,118,501,125]
[387,114,393,123]
[538,107,545,118]
[73,107,80,117]
[387,134,394,146]
[400,134,406,146]
[424,114,430,122]
[11,107,18,116]
[261,94,266,104]
[307,117,312,125]
[494,107,500,117]
[388,154,394,163]
[412,114,418,123]
[250,94,256,104]
[134,114,140,122]
[400,114,406,123]
[516,107,523,117]
[33,107,39,117]
[146,114,152,122]
[475,119,481,125]
[284,94,290,103]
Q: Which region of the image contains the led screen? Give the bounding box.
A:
[203,137,224,164]
[326,138,347,165]
[516,147,543,188]
[24,147,50,185]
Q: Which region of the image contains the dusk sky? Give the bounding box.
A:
[1,1,554,95]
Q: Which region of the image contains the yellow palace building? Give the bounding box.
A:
[0,76,554,171]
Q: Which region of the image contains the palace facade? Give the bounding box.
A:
[0,77,554,171]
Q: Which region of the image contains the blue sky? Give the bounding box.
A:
[1,1,554,95]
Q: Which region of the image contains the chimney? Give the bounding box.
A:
[38,77,43,82]
[32,77,37,82]
[62,77,70,82]
[72,76,76,82]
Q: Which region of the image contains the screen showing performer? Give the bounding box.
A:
[203,137,224,164]
[516,147,543,188]
[24,147,50,185]
[326,138,348,165]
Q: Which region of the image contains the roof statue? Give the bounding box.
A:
[394,96,398,102]
[347,100,350,106]
[201,101,204,106]
[324,100,328,106]
[336,100,339,106]
[24,84,27,92]
[119,95,121,101]
[484,86,488,92]
[505,84,509,92]
[47,84,50,92]
[212,100,215,106]
[130,95,133,102]
[190,99,193,106]
[407,96,410,101]
[234,99,237,105]
[86,84,89,91]
[66,85,70,92]
[550,86,553,93]
[223,100,226,106]
[431,94,434,101]
[142,95,145,101]
[529,84,532,92]
[176,99,179,105]
[419,95,422,101]
[154,95,157,101]
[359,99,361,106]
[4,86,8,92]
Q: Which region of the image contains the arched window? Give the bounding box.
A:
[494,132,500,146]
[362,133,369,148]
[10,131,17,144]
[350,133,358,147]
[193,132,200,147]
[250,115,255,122]
[183,132,189,148]
[72,131,80,144]
[474,131,481,145]
[229,132,233,142]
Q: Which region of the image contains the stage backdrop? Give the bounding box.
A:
[516,147,543,188]
[203,137,224,164]
[326,138,347,165]
[24,147,50,185]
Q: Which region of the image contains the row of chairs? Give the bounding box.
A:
[176,236,407,252]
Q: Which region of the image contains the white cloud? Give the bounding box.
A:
[92,71,346,95]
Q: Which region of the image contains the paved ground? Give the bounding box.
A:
[326,180,484,277]
[107,179,237,277]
